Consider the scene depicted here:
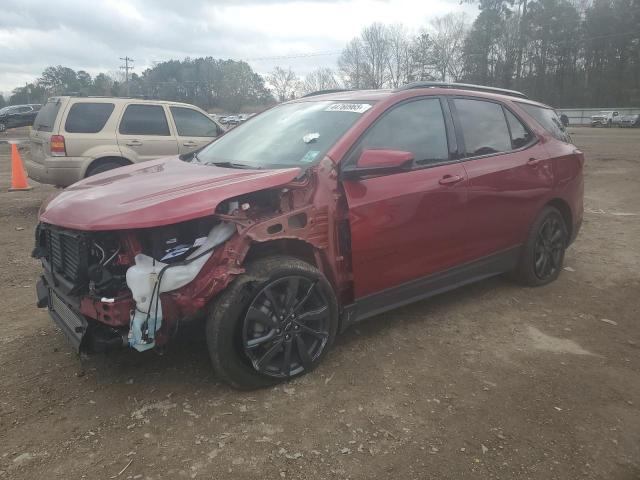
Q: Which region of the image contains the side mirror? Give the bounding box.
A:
[342,149,414,180]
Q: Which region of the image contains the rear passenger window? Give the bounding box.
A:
[354,98,449,166]
[517,103,570,143]
[170,107,220,137]
[119,104,170,136]
[454,99,511,156]
[65,103,114,133]
[505,109,534,149]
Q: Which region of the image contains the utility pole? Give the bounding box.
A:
[120,56,134,96]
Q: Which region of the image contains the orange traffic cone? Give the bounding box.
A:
[9,143,32,191]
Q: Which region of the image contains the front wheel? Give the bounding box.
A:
[512,206,568,286]
[206,255,338,389]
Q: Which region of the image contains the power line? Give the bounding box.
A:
[244,51,342,62]
[120,56,134,95]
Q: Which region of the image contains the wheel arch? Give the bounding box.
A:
[84,156,132,177]
[546,197,573,239]
[244,238,321,270]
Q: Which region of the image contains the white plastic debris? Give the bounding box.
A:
[600,318,618,326]
[302,132,320,143]
[126,221,236,351]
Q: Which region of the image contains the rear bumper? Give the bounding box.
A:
[25,156,89,186]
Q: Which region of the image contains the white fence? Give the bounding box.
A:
[556,107,640,126]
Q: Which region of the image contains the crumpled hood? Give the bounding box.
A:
[39,156,301,231]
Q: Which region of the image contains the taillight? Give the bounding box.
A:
[50,135,66,157]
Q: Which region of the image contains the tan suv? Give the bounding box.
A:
[27,96,224,186]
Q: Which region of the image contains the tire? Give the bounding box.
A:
[85,159,128,177]
[0,122,6,133]
[206,255,339,389]
[512,206,568,287]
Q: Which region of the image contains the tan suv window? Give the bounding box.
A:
[170,107,220,137]
[119,104,170,136]
[65,103,115,133]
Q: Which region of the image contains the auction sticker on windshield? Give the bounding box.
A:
[325,103,372,114]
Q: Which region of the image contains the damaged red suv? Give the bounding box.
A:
[34,83,583,389]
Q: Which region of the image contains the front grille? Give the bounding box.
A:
[43,225,89,290]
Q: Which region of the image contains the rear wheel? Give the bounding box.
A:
[512,206,568,286]
[206,255,338,389]
[86,159,129,177]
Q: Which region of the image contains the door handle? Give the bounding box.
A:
[439,174,463,186]
[183,141,198,147]
[126,140,142,147]
[527,157,540,167]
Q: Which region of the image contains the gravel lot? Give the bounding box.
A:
[0,127,639,479]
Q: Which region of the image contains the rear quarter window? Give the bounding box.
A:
[33,100,62,132]
[65,103,115,133]
[517,103,570,143]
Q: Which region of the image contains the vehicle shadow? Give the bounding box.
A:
[82,274,512,389]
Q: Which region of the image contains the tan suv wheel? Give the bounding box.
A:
[86,159,129,177]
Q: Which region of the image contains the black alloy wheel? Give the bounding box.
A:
[512,205,568,286]
[242,276,330,378]
[533,216,566,280]
[206,255,338,389]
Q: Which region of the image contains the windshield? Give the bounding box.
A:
[195,100,373,169]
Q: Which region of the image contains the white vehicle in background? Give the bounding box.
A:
[590,110,621,127]
[619,114,640,127]
[224,115,241,126]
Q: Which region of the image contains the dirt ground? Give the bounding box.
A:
[0,126,638,480]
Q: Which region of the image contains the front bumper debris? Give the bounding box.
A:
[38,276,87,351]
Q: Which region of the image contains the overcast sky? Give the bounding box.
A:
[0,0,477,95]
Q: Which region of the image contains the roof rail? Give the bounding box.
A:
[302,88,353,98]
[397,81,528,99]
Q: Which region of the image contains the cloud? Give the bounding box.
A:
[0,0,476,94]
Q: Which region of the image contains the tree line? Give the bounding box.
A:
[4,59,274,113]
[333,0,640,107]
[3,0,639,110]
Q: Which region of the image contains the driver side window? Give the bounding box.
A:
[350,98,449,167]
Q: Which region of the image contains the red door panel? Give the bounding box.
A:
[344,164,468,298]
[460,142,553,259]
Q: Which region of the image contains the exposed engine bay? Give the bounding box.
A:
[34,213,237,352]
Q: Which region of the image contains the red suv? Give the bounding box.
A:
[33,83,584,389]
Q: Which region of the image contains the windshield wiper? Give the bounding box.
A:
[210,161,260,169]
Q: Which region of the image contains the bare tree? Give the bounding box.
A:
[386,24,413,87]
[410,31,437,82]
[360,23,390,88]
[339,38,367,88]
[302,68,341,94]
[429,13,469,82]
[268,66,300,102]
